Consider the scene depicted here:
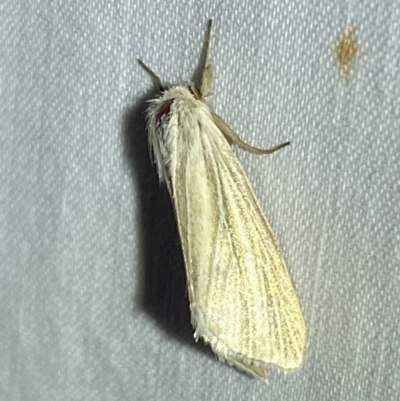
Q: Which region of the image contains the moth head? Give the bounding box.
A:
[147,86,202,187]
[147,95,173,184]
[138,61,203,185]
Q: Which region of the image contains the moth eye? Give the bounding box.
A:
[156,98,174,128]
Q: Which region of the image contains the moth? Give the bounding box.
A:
[139,20,306,381]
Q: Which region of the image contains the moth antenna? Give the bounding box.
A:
[138,59,167,92]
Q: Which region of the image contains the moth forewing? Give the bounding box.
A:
[140,20,306,381]
[176,118,306,378]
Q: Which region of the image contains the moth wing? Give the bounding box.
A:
[171,114,306,379]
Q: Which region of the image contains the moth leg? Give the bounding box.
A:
[212,112,290,155]
[200,19,213,98]
[138,59,167,92]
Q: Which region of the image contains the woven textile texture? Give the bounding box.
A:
[1,1,399,400]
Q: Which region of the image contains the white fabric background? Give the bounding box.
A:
[1,1,399,400]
